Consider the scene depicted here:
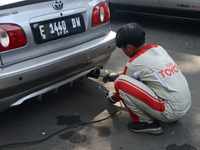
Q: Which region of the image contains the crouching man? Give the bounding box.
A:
[103,23,191,134]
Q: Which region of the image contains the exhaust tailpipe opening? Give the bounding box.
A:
[86,68,100,79]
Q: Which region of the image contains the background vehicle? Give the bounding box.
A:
[0,0,116,112]
[106,0,200,19]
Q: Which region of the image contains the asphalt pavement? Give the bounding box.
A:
[0,12,200,150]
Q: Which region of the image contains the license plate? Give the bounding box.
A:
[31,14,85,44]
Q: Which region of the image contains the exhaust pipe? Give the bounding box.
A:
[86,68,100,79]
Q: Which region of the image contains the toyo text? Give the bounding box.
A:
[158,63,179,78]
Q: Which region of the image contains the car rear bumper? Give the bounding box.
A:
[0,31,116,112]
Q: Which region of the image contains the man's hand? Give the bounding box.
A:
[102,73,120,83]
[106,92,116,104]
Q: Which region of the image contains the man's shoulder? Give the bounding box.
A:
[127,46,171,69]
[128,44,167,63]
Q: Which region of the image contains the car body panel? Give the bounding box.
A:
[160,0,200,11]
[0,31,116,112]
[107,0,200,19]
[107,0,160,7]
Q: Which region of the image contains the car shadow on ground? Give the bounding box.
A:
[0,78,126,149]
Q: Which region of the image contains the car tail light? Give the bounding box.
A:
[92,2,110,27]
[0,24,27,52]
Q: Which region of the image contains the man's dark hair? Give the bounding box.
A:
[116,23,146,48]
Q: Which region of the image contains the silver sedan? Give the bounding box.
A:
[0,0,116,112]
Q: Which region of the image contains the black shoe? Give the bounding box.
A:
[127,120,163,135]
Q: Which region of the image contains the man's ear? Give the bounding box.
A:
[126,44,135,52]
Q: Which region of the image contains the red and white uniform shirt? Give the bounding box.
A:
[114,44,191,122]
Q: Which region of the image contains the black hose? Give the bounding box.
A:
[0,102,122,149]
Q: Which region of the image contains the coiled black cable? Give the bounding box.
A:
[0,102,122,149]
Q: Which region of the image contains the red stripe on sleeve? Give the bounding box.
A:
[123,66,128,75]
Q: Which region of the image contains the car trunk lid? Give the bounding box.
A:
[0,0,110,66]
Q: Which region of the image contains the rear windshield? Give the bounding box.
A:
[0,0,50,10]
